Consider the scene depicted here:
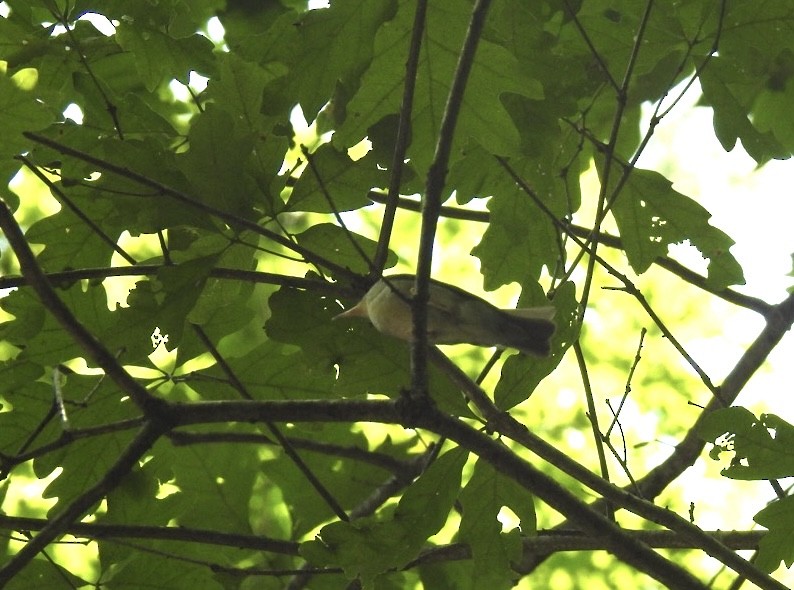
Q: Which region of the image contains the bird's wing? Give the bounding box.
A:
[502,306,556,321]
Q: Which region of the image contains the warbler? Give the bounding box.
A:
[335,274,556,356]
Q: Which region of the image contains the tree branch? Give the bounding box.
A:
[0,420,164,583]
[0,198,168,418]
[412,0,493,396]
[0,514,298,554]
[21,132,355,279]
[372,0,428,277]
[171,397,706,588]
[364,190,772,315]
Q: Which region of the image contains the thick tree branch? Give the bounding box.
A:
[171,398,705,588]
[0,514,766,566]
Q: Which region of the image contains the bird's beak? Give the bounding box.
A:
[333,298,368,320]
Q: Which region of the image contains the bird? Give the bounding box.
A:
[335,274,556,356]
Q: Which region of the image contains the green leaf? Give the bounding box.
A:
[0,68,54,159]
[0,284,113,366]
[25,377,139,519]
[206,52,288,133]
[301,447,467,587]
[106,257,216,361]
[610,168,745,289]
[4,559,90,590]
[102,460,182,527]
[193,339,334,401]
[264,423,398,537]
[36,431,137,516]
[99,549,225,590]
[25,201,122,270]
[699,407,794,480]
[494,281,577,409]
[697,0,794,163]
[754,495,794,573]
[699,61,789,164]
[334,0,543,173]
[115,22,216,91]
[295,223,395,276]
[457,458,534,590]
[203,53,292,208]
[287,145,387,214]
[151,434,259,533]
[285,0,398,120]
[0,378,55,457]
[753,79,794,156]
[471,188,558,288]
[177,106,261,218]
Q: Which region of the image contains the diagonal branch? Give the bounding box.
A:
[21,132,355,279]
[0,198,168,418]
[191,324,349,523]
[427,347,784,589]
[0,420,165,583]
[372,0,428,278]
[636,290,794,500]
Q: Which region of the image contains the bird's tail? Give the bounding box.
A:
[497,307,557,356]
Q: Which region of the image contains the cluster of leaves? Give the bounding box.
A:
[0,0,793,589]
[701,408,794,574]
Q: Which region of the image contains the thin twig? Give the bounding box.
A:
[577,0,657,326]
[0,417,146,473]
[637,291,794,500]
[22,132,355,279]
[605,284,720,397]
[561,1,619,91]
[372,0,428,278]
[169,429,410,474]
[50,6,124,137]
[301,145,372,271]
[0,198,168,417]
[16,155,138,265]
[0,514,298,553]
[191,324,349,522]
[606,328,647,437]
[573,343,613,519]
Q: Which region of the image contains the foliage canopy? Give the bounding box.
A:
[1,0,794,588]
